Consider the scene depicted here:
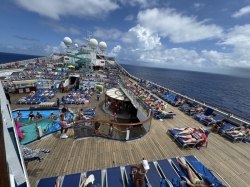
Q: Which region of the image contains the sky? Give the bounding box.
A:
[1,0,250,74]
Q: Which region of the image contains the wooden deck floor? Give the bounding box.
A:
[10,88,250,187]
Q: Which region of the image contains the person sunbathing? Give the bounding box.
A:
[226,124,250,136]
[177,127,207,146]
[189,105,204,113]
[211,121,225,133]
[175,97,182,105]
[172,127,199,136]
[177,157,214,186]
[158,109,173,115]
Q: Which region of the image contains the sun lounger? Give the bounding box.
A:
[125,165,147,187]
[169,158,191,183]
[168,128,210,149]
[36,176,58,187]
[193,108,214,121]
[168,129,197,149]
[157,159,180,187]
[61,173,81,187]
[145,162,162,186]
[106,167,124,187]
[178,102,198,112]
[201,115,224,126]
[221,123,246,143]
[86,170,102,186]
[155,113,176,119]
[184,155,228,187]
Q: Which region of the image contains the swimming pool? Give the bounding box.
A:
[12,109,74,144]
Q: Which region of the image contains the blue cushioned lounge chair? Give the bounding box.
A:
[201,115,224,126]
[184,155,228,187]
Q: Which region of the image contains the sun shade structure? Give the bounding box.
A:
[106,88,130,101]
[13,80,38,85]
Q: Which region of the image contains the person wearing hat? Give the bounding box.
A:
[130,159,150,187]
[177,157,214,186]
[177,127,207,147]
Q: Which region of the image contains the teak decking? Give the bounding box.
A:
[10,87,250,187]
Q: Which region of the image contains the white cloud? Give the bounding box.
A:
[45,42,66,53]
[137,8,223,43]
[74,39,87,46]
[20,47,27,50]
[194,3,201,8]
[201,24,250,68]
[125,24,161,50]
[118,0,158,8]
[41,22,80,34]
[108,45,122,57]
[15,0,119,20]
[232,6,250,18]
[93,28,123,40]
[124,14,135,21]
[7,46,14,49]
[69,28,81,35]
[138,47,205,67]
[193,3,204,9]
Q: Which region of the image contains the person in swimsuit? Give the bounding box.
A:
[59,108,70,139]
[177,127,207,145]
[28,111,35,121]
[130,159,150,187]
[17,111,22,121]
[177,157,214,186]
[173,127,198,136]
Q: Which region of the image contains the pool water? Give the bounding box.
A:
[12,109,75,144]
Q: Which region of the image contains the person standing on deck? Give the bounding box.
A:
[96,92,100,101]
[5,91,11,104]
[113,112,117,122]
[59,108,71,139]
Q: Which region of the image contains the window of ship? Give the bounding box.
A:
[65,58,69,60]
[101,61,104,63]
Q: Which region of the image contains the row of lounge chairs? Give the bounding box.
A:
[35,155,227,187]
[16,88,57,104]
[178,101,250,143]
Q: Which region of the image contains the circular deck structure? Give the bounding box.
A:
[105,88,129,101]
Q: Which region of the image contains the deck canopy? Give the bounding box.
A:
[12,80,38,85]
[106,88,130,101]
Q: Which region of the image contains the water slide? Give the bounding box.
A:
[66,53,91,64]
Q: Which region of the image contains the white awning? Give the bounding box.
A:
[12,80,38,85]
[106,88,130,101]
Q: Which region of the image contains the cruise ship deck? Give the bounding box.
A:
[9,81,250,187]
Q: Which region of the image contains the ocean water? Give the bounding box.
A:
[121,64,250,119]
[0,52,43,64]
